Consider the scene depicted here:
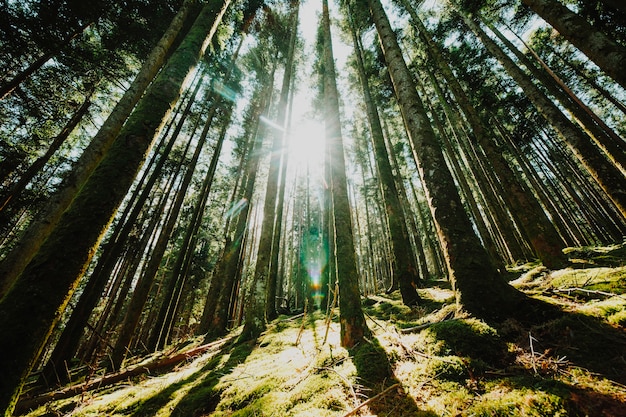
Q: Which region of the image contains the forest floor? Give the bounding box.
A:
[17,242,626,416]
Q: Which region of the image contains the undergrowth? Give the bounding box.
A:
[20,243,626,416]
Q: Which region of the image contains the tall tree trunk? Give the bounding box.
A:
[266,0,300,321]
[459,11,626,218]
[322,0,369,348]
[205,72,275,340]
[0,2,230,414]
[148,97,225,352]
[405,5,567,268]
[0,0,197,294]
[366,0,529,321]
[521,0,626,90]
[239,48,288,341]
[347,6,422,305]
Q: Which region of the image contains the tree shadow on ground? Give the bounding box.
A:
[505,308,626,385]
[493,374,626,416]
[127,338,252,416]
[351,337,437,417]
[168,340,254,416]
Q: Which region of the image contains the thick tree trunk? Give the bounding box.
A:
[0,2,230,414]
[38,70,207,384]
[367,0,528,320]
[521,0,626,90]
[0,0,197,294]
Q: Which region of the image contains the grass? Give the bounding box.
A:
[20,243,626,416]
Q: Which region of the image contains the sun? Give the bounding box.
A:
[286,117,326,175]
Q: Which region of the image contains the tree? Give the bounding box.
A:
[0,1,231,413]
[0,0,198,297]
[402,4,568,269]
[322,0,370,348]
[458,10,626,218]
[345,4,422,305]
[365,0,530,321]
[521,0,626,90]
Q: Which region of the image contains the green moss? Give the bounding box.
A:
[549,266,626,294]
[420,318,507,365]
[422,355,468,381]
[564,242,626,267]
[576,296,626,323]
[467,380,568,416]
[608,309,626,326]
[217,379,277,411]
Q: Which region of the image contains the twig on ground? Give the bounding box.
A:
[15,335,234,414]
[552,287,624,299]
[323,281,339,345]
[295,299,308,346]
[398,318,458,334]
[341,383,400,417]
[529,331,538,374]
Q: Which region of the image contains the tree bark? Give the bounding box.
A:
[366,0,528,321]
[521,0,626,90]
[0,2,230,414]
[347,5,422,306]
[322,0,369,348]
[266,0,300,322]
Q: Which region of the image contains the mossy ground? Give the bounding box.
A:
[20,243,626,416]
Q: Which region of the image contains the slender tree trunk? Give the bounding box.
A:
[521,0,626,89]
[266,0,300,321]
[460,11,626,218]
[206,73,275,340]
[322,0,369,348]
[348,6,422,305]
[0,2,230,414]
[239,48,288,341]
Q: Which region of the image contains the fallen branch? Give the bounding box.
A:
[281,312,305,322]
[552,287,623,299]
[398,318,458,334]
[295,299,308,346]
[341,383,400,417]
[15,336,234,414]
